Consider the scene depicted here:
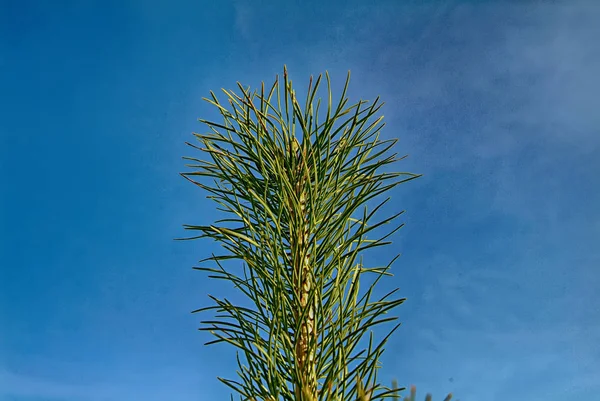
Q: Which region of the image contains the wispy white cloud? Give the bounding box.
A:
[306,2,600,164]
[387,248,600,400]
[233,0,253,42]
[0,369,101,400]
[0,364,213,401]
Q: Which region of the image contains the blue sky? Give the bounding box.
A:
[1,1,599,400]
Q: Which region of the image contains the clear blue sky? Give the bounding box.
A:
[1,1,599,400]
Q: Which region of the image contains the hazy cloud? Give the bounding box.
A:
[233,0,253,42]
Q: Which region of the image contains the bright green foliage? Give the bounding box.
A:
[179,66,420,401]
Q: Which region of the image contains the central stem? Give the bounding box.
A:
[290,137,317,401]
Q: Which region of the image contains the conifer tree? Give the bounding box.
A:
[180,67,434,401]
